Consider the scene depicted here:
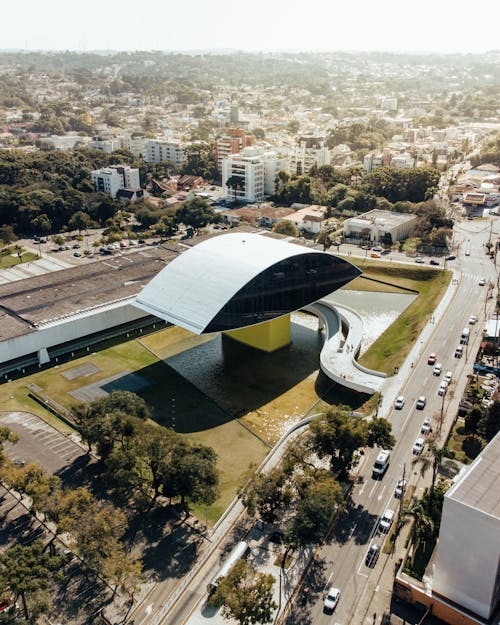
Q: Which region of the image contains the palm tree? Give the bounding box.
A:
[401,498,435,563]
[412,437,445,492]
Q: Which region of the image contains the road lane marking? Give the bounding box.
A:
[377,486,386,501]
[323,570,334,592]
[368,481,378,499]
[348,522,357,539]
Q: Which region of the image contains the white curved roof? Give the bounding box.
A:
[134,232,325,334]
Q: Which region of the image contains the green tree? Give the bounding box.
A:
[272,220,299,237]
[68,210,92,235]
[310,407,394,479]
[209,559,277,625]
[411,437,445,493]
[0,541,63,620]
[238,466,292,523]
[175,197,216,231]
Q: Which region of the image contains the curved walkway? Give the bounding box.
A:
[306,300,386,395]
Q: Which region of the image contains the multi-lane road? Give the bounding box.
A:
[283,216,499,625]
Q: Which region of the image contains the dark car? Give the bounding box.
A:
[365,543,380,567]
[445,255,456,261]
[429,259,440,266]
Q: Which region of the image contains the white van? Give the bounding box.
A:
[372,450,390,479]
[460,328,470,344]
[438,381,448,396]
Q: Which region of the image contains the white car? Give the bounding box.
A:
[433,363,442,376]
[438,380,448,396]
[323,587,341,613]
[394,396,405,410]
[444,370,453,383]
[469,315,477,325]
[394,479,407,499]
[479,278,486,286]
[413,437,425,455]
[421,417,432,435]
[416,396,426,410]
[379,509,395,532]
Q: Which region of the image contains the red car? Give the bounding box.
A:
[427,353,437,365]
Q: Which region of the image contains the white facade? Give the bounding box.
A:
[343,209,417,243]
[433,432,500,620]
[288,137,332,175]
[91,165,140,198]
[91,168,124,198]
[145,139,186,167]
[0,302,148,367]
[119,135,146,157]
[222,146,286,203]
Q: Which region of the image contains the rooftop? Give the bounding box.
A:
[446,431,500,519]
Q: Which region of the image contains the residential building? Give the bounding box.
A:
[91,165,140,198]
[343,209,417,243]
[215,129,254,172]
[288,136,332,175]
[145,139,186,167]
[281,204,328,235]
[222,146,287,203]
[363,149,414,173]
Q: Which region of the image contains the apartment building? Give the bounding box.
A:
[215,129,254,172]
[145,139,186,167]
[222,146,287,203]
[91,165,140,198]
[288,136,332,175]
[363,149,415,173]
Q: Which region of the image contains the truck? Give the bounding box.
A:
[207,541,250,595]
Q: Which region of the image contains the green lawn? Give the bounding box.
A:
[0,251,38,268]
[353,261,451,374]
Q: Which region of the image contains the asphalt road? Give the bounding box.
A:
[285,216,500,625]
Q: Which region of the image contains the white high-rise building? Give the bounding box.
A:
[222,147,287,203]
[91,165,140,198]
[145,139,186,167]
[433,432,500,621]
[288,137,332,175]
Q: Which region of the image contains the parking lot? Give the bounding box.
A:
[0,411,87,473]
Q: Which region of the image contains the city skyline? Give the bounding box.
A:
[4,0,500,55]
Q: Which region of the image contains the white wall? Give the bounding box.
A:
[433,496,500,619]
[0,302,149,366]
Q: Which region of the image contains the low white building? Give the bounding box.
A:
[343,209,417,243]
[222,146,287,203]
[433,432,500,620]
[281,204,327,235]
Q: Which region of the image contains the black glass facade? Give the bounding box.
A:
[205,253,361,333]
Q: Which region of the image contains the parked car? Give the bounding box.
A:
[379,509,395,532]
[394,479,407,499]
[415,256,425,263]
[412,437,425,455]
[479,278,486,286]
[444,370,453,383]
[454,345,463,358]
[394,396,405,410]
[433,363,442,376]
[429,259,440,266]
[421,417,432,435]
[427,353,437,365]
[469,315,477,325]
[365,544,380,567]
[416,396,426,410]
[73,252,82,257]
[323,587,341,613]
[445,255,456,261]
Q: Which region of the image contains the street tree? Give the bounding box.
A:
[209,559,277,625]
[238,466,292,523]
[0,541,63,621]
[272,220,299,237]
[412,437,445,492]
[310,407,394,480]
[68,210,92,235]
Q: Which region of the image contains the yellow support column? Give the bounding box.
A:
[224,314,291,352]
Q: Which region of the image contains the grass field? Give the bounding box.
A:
[353,260,451,374]
[0,251,38,269]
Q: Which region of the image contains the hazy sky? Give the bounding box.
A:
[4,0,500,54]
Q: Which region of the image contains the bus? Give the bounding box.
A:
[207,541,250,595]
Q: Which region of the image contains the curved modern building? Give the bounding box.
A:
[134,232,361,349]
